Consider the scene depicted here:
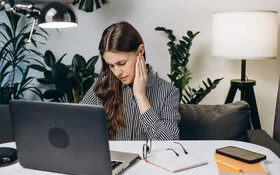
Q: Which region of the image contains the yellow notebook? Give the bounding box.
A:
[214,153,268,174]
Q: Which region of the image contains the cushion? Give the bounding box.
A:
[178,101,250,141]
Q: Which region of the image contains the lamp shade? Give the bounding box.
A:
[38,1,78,28]
[212,11,278,59]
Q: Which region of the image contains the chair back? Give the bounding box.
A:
[0,105,14,143]
[273,77,280,144]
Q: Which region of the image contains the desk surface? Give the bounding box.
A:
[0,140,279,175]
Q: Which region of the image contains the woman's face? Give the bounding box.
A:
[103,51,138,85]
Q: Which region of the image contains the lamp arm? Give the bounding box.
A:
[0,0,11,11]
[12,4,40,18]
[0,0,40,18]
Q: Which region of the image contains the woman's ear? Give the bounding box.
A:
[138,44,145,55]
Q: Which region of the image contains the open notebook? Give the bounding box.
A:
[144,149,207,173]
[9,100,139,175]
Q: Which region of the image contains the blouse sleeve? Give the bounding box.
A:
[139,87,181,140]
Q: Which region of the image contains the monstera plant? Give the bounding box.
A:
[0,7,48,104]
[72,0,109,12]
[155,27,223,104]
[30,50,99,103]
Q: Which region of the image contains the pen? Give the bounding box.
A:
[214,158,242,172]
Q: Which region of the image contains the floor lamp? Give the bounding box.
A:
[212,10,278,129]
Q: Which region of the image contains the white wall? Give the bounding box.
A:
[42,0,280,136]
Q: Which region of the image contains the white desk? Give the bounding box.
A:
[0,140,279,175]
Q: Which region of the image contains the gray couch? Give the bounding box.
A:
[178,100,280,157]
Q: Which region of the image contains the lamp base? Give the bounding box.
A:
[225,79,261,129]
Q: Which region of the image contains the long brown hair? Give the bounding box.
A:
[94,21,145,139]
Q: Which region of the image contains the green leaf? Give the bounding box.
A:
[37,78,52,84]
[187,31,194,37]
[179,40,188,49]
[44,50,56,67]
[29,64,47,72]
[74,0,108,12]
[207,78,213,86]
[168,35,176,41]
[67,71,82,91]
[86,55,99,71]
[51,63,71,86]
[72,0,80,5]
[182,36,190,43]
[72,54,86,70]
[155,27,166,31]
[57,53,67,63]
[43,89,64,99]
[101,0,107,4]
[95,0,101,9]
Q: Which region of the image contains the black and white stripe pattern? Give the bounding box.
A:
[80,72,181,140]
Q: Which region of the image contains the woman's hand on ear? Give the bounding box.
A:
[133,53,151,114]
[133,53,148,99]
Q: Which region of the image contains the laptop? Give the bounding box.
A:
[9,100,139,175]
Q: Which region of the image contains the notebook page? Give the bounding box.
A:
[146,151,207,173]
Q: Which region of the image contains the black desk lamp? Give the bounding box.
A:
[212,10,278,129]
[0,0,78,28]
[0,0,77,167]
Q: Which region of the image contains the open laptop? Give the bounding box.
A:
[9,100,139,175]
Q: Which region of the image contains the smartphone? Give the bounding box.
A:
[216,146,266,164]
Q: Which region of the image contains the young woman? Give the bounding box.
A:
[81,21,181,140]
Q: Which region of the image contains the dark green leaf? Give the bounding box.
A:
[57,53,67,63]
[37,78,52,84]
[95,0,101,9]
[67,71,82,91]
[29,64,47,72]
[44,50,56,67]
[155,27,166,31]
[72,0,80,5]
[187,31,194,37]
[43,89,64,99]
[72,54,86,70]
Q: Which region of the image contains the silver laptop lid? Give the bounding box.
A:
[9,100,112,175]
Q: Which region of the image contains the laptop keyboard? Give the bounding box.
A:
[111,161,123,169]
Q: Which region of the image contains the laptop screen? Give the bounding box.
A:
[10,100,112,175]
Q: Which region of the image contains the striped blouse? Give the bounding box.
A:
[80,72,181,140]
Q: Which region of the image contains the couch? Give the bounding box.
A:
[178,100,280,157]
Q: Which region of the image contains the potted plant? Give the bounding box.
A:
[30,50,99,103]
[72,0,109,12]
[0,7,48,104]
[155,27,223,104]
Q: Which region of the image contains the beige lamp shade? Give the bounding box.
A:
[212,11,278,59]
